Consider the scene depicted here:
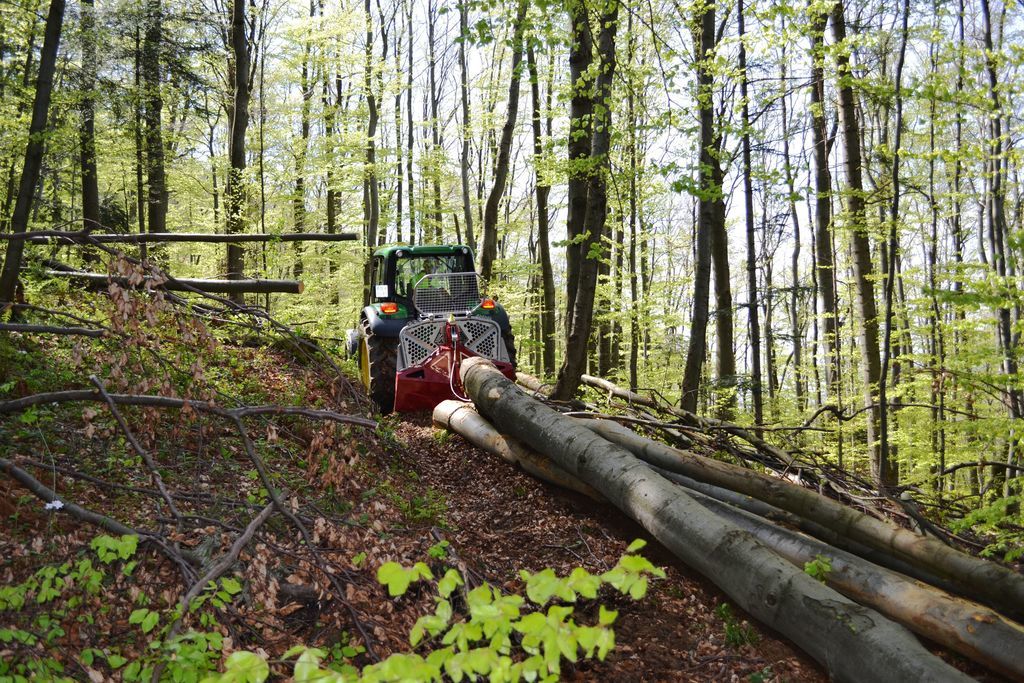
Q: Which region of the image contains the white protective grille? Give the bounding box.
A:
[412,272,483,316]
[397,317,509,372]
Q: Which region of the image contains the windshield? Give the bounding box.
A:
[395,255,469,298]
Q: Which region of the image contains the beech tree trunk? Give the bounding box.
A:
[432,400,601,500]
[460,358,972,683]
[832,2,889,488]
[79,0,100,238]
[527,45,556,376]
[142,0,166,235]
[582,416,1024,620]
[361,0,380,303]
[225,0,250,303]
[0,0,65,307]
[680,3,716,413]
[563,0,593,332]
[479,0,527,282]
[686,487,1024,682]
[457,0,474,251]
[551,1,618,400]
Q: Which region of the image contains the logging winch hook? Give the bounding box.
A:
[447,319,472,403]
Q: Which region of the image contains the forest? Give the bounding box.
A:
[1,0,1024,680]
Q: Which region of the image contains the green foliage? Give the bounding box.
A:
[803,554,833,583]
[204,540,661,682]
[715,603,759,649]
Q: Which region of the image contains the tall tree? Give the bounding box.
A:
[479,0,528,282]
[0,0,65,308]
[79,0,100,236]
[738,0,760,427]
[527,43,556,376]
[832,1,889,487]
[551,0,618,400]
[680,0,718,414]
[563,0,593,332]
[142,0,167,234]
[362,0,380,302]
[225,0,250,300]
[457,0,474,251]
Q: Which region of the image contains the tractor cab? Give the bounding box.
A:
[353,245,516,414]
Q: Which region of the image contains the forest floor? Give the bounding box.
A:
[0,296,998,680]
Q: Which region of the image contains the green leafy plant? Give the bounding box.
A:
[715,602,759,648]
[803,554,833,583]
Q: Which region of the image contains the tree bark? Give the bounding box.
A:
[551,0,618,400]
[479,0,528,282]
[79,0,100,238]
[432,400,601,500]
[527,45,556,376]
[563,0,593,332]
[460,358,972,683]
[809,11,838,397]
[142,0,167,235]
[0,0,65,308]
[361,0,380,303]
[225,0,250,303]
[832,1,889,488]
[581,416,1024,621]
[457,0,474,251]
[738,0,760,429]
[680,3,716,413]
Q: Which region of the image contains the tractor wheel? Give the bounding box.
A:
[360,319,397,414]
[502,329,517,369]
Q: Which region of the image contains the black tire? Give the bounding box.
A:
[502,329,517,369]
[360,319,398,414]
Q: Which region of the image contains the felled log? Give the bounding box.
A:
[685,485,1024,682]
[461,358,971,683]
[44,270,303,295]
[649,465,962,596]
[432,400,602,501]
[10,230,358,244]
[582,416,1024,621]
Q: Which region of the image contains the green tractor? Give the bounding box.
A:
[349,245,517,413]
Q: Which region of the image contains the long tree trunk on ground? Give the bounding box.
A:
[550,0,618,401]
[79,0,100,240]
[527,44,556,375]
[462,359,973,683]
[578,414,1024,622]
[0,0,65,308]
[361,0,379,304]
[142,0,166,235]
[563,0,593,333]
[225,0,250,304]
[832,2,888,487]
[810,10,838,400]
[479,0,528,282]
[680,3,716,413]
[457,0,474,251]
[738,0,761,429]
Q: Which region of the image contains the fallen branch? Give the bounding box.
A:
[0,323,104,337]
[45,270,304,295]
[90,375,183,526]
[0,389,376,430]
[462,358,971,683]
[0,457,198,579]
